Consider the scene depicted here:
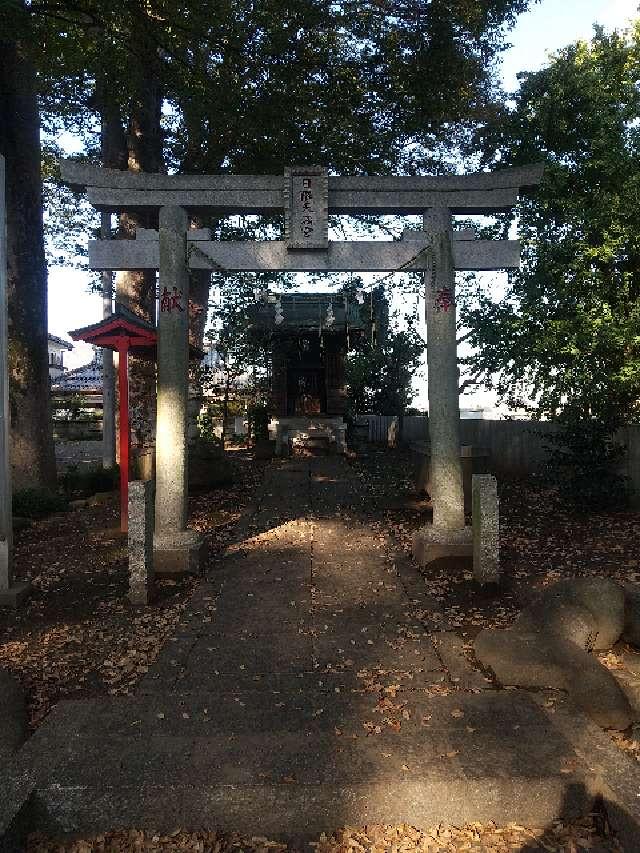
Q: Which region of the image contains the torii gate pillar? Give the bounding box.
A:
[154,205,202,575]
[413,207,472,566]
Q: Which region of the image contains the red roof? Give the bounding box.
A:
[69,306,156,358]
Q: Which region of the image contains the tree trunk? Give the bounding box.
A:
[113,16,164,480]
[188,269,211,352]
[96,75,126,471]
[0,23,56,490]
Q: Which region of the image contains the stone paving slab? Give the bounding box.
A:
[433,632,492,691]
[186,633,313,675]
[19,688,601,834]
[41,719,577,790]
[27,690,570,742]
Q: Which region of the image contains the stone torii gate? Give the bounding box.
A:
[61,161,542,572]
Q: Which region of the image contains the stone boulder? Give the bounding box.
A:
[623,585,640,647]
[519,577,625,650]
[474,578,640,730]
[515,600,595,650]
[475,627,635,730]
[475,629,568,689]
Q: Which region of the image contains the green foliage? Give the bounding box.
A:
[542,404,633,509]
[2,0,534,233]
[464,27,640,418]
[346,320,425,416]
[12,487,68,519]
[11,0,530,169]
[461,25,640,490]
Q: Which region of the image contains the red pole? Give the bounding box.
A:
[118,341,130,533]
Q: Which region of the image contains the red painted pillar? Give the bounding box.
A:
[117,340,130,533]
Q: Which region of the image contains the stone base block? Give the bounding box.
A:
[412,524,472,567]
[153,530,203,576]
[128,583,156,606]
[0,581,32,608]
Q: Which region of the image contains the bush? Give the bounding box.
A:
[12,488,68,519]
[250,404,269,442]
[197,405,222,444]
[60,464,119,498]
[543,407,633,510]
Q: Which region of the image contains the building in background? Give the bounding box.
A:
[47,334,73,381]
[460,407,487,420]
[53,346,103,393]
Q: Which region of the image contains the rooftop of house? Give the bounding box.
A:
[48,333,74,351]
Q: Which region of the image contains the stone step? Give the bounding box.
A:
[33,775,596,842]
[5,690,606,844]
[7,697,640,849]
[13,696,600,838]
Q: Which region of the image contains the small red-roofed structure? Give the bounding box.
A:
[70,306,157,533]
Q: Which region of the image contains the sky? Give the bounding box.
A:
[49,0,640,404]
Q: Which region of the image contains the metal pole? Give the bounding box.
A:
[101,211,116,469]
[118,341,130,533]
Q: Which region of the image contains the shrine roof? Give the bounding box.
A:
[69,304,155,341]
[249,292,369,332]
[70,305,205,361]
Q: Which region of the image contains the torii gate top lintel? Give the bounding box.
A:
[60,160,543,275]
[60,160,543,217]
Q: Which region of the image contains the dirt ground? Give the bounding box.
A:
[26,816,622,853]
[0,449,265,728]
[351,446,640,637]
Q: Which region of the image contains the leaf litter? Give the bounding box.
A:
[27,817,622,852]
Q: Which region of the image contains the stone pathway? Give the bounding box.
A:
[3,457,640,849]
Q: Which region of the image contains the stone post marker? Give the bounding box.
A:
[472,473,500,584]
[0,155,30,607]
[128,480,155,604]
[154,205,202,574]
[413,207,472,566]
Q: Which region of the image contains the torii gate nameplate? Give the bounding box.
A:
[284,166,329,251]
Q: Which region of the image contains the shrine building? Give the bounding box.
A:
[250,290,386,454]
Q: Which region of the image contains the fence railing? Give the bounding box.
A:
[361,415,640,503]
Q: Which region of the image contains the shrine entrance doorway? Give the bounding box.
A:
[288,367,325,417]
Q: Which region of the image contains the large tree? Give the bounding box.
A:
[460,25,640,498]
[0,3,56,489]
[346,318,425,417]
